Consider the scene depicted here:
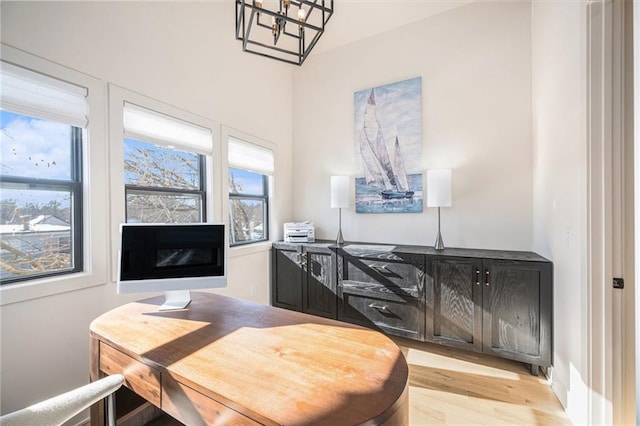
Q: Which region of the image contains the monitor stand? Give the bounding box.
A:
[159,290,192,311]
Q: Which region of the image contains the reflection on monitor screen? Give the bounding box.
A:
[117,223,227,310]
[156,248,215,268]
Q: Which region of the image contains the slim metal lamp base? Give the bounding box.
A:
[434,230,445,250]
[434,207,445,250]
[336,208,345,245]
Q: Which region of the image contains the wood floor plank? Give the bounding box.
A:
[395,337,571,425]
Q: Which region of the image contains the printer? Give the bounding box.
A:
[284,222,315,243]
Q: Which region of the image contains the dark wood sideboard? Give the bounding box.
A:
[271,241,553,375]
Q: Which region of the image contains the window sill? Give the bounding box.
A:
[229,240,272,258]
[0,271,106,306]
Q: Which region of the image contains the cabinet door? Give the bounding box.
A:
[302,247,337,319]
[426,257,483,352]
[482,260,552,368]
[271,246,302,311]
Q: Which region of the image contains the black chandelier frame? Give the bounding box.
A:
[235,0,334,66]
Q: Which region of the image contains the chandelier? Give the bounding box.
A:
[235,0,334,66]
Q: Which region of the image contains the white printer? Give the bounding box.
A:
[283,222,315,243]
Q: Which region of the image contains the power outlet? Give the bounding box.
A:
[250,286,257,297]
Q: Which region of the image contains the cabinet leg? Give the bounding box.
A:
[530,364,539,376]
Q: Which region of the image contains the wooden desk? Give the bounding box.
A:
[90,292,408,425]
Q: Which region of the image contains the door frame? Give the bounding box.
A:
[587,0,635,424]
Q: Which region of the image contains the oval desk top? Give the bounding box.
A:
[90,292,408,425]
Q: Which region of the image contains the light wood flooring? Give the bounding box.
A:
[394,337,571,425]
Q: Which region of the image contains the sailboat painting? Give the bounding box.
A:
[354,77,423,213]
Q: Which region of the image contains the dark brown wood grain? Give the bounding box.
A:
[272,242,552,376]
[90,292,408,426]
[339,248,425,294]
[271,243,338,319]
[429,257,483,352]
[341,290,423,340]
[302,245,337,318]
[482,259,552,371]
[271,246,303,310]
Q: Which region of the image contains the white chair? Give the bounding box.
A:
[0,374,124,426]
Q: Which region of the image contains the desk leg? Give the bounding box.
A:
[89,336,106,426]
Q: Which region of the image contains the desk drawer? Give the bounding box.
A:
[99,342,161,408]
[163,375,260,426]
[340,291,423,340]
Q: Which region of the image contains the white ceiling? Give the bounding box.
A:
[311,1,473,54]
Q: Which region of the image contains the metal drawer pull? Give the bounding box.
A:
[485,269,490,286]
[369,264,391,276]
[369,303,389,312]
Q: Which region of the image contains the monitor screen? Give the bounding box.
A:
[117,223,227,309]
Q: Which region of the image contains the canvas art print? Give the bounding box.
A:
[354,77,423,213]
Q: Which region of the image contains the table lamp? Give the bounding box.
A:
[426,169,452,250]
[331,176,349,245]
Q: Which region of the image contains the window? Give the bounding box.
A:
[122,103,210,224]
[228,137,273,246]
[0,61,87,285]
[124,139,206,223]
[229,167,269,245]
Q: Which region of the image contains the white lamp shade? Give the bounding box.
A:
[426,169,452,207]
[331,176,350,208]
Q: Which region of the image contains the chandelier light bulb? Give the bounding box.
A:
[297,7,306,21]
[254,0,263,7]
[283,0,291,10]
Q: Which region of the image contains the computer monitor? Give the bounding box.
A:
[117,223,227,310]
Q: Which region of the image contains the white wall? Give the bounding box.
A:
[531,2,589,424]
[293,1,593,422]
[0,1,293,417]
[292,2,533,250]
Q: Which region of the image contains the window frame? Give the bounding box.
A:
[224,130,275,250]
[0,44,107,306]
[108,84,221,282]
[0,125,84,285]
[228,167,270,246]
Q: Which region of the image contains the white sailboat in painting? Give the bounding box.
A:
[359,89,414,200]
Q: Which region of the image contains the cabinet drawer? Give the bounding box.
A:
[99,342,161,407]
[340,250,425,294]
[340,291,423,340]
[348,260,420,287]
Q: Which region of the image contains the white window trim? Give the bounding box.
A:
[108,84,222,281]
[0,44,107,306]
[222,125,276,258]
